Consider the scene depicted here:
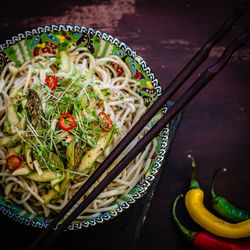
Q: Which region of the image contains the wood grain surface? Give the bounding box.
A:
[0,0,250,249]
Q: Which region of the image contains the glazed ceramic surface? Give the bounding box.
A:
[0,25,169,229]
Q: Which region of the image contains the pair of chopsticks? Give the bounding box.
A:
[29,4,249,250]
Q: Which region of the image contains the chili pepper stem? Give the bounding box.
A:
[188,155,200,189]
[172,194,196,243]
[211,168,227,201]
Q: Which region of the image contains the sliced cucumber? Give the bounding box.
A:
[78,130,114,174]
[20,98,27,110]
[26,170,62,182]
[50,173,64,193]
[8,144,22,155]
[8,101,19,124]
[42,189,58,204]
[0,134,20,148]
[80,69,94,107]
[51,184,60,193]
[59,51,70,73]
[3,101,20,134]
[59,171,70,195]
[85,68,94,80]
[66,139,75,167]
[3,119,11,134]
[49,152,65,170]
[42,172,70,204]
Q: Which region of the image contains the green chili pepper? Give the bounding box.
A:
[211,167,250,223]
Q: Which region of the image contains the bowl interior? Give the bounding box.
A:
[0,25,169,229]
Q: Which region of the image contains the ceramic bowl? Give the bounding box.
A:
[0,25,169,229]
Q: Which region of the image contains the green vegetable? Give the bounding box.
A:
[42,189,58,204]
[66,139,84,171]
[51,183,60,193]
[3,100,20,134]
[78,130,114,174]
[26,170,62,182]
[42,171,70,204]
[85,68,94,80]
[8,144,22,156]
[0,134,20,147]
[25,89,45,129]
[58,51,71,73]
[211,168,250,222]
[49,152,65,171]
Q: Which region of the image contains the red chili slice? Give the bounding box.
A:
[59,113,76,131]
[6,155,22,172]
[45,75,58,90]
[98,112,112,131]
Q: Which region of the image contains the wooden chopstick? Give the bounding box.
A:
[35,26,250,250]
[28,5,247,250]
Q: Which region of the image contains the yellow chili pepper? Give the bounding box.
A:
[185,155,250,239]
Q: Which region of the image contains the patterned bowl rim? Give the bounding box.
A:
[0,25,169,230]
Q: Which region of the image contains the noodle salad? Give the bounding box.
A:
[0,44,160,220]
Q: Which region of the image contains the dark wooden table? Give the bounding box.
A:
[0,1,250,249]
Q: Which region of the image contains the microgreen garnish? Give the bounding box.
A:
[17,66,116,178]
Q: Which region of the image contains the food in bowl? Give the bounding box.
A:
[0,26,168,228]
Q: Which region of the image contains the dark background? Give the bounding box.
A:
[0,0,250,249]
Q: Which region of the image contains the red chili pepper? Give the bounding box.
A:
[6,155,22,172]
[173,194,250,250]
[59,113,76,131]
[193,231,250,249]
[98,112,112,131]
[45,75,58,90]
